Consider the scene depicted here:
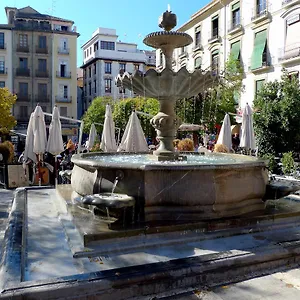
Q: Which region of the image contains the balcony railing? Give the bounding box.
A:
[55,96,72,103]
[56,71,71,78]
[208,28,220,43]
[278,44,300,62]
[249,54,271,71]
[57,47,70,54]
[16,45,29,53]
[16,94,31,102]
[35,95,50,103]
[36,46,48,54]
[193,44,203,52]
[228,18,243,33]
[16,115,30,122]
[251,3,271,22]
[36,70,49,78]
[16,68,30,77]
[0,43,6,50]
[0,68,7,75]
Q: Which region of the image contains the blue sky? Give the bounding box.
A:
[0,0,211,67]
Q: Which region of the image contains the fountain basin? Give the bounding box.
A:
[71,152,268,222]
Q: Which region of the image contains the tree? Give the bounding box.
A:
[113,97,159,139]
[81,96,112,133]
[175,55,244,132]
[0,88,17,134]
[253,72,300,156]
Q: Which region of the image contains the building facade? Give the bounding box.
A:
[81,28,156,110]
[159,0,300,110]
[0,6,79,130]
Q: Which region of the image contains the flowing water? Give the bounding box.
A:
[111,178,119,196]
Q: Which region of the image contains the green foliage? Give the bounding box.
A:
[262,153,277,173]
[82,97,112,133]
[0,88,17,134]
[175,56,243,132]
[281,152,296,175]
[254,72,300,156]
[113,97,159,139]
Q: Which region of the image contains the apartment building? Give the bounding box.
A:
[0,6,79,131]
[81,28,156,110]
[159,0,300,110]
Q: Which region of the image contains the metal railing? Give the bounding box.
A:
[16,45,29,52]
[16,94,31,102]
[56,71,71,78]
[282,0,300,6]
[278,44,300,61]
[249,53,271,70]
[251,3,270,21]
[35,95,50,103]
[36,70,49,78]
[36,46,48,54]
[0,68,8,75]
[16,68,30,77]
[55,96,72,103]
[57,47,70,54]
[208,28,220,43]
[16,115,30,121]
[228,18,243,33]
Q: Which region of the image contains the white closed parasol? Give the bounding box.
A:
[216,113,232,150]
[100,104,117,152]
[240,103,256,151]
[88,124,97,150]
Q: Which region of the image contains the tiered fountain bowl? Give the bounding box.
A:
[71,9,268,223]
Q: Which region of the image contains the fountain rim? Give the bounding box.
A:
[71,152,267,171]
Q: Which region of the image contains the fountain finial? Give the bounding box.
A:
[158,7,177,31]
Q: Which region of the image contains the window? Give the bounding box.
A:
[38,36,47,48]
[19,82,28,95]
[63,85,68,98]
[211,50,219,74]
[38,83,47,96]
[211,15,219,38]
[20,106,28,118]
[231,2,240,27]
[0,81,5,88]
[195,26,201,47]
[100,41,115,50]
[255,79,265,95]
[119,63,126,72]
[251,30,267,70]
[19,57,28,69]
[19,34,28,47]
[38,59,47,71]
[0,33,4,49]
[94,80,96,94]
[160,52,164,65]
[230,41,241,61]
[84,51,86,58]
[89,67,91,77]
[94,42,99,51]
[0,57,4,73]
[105,62,112,74]
[285,15,300,58]
[89,82,91,95]
[256,0,266,15]
[94,63,96,74]
[62,39,68,50]
[105,78,112,93]
[60,107,67,117]
[194,57,202,69]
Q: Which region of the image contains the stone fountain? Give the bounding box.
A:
[71,9,269,223]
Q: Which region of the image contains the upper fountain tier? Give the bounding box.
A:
[116,9,217,99]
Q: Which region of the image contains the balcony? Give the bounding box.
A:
[228,18,244,35]
[251,3,271,24]
[16,45,29,53]
[35,95,50,103]
[0,43,6,50]
[57,47,70,55]
[36,70,49,78]
[16,94,31,102]
[208,29,221,44]
[56,71,71,79]
[282,0,300,8]
[36,46,48,54]
[0,68,7,75]
[55,96,72,103]
[16,115,30,122]
[278,45,300,64]
[178,51,188,59]
[16,68,30,77]
[193,44,203,53]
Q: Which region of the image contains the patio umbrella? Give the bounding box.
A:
[117,111,149,153]
[100,104,117,152]
[240,103,256,151]
[23,113,36,164]
[77,122,84,153]
[32,105,47,186]
[88,124,97,150]
[216,113,232,150]
[46,106,64,185]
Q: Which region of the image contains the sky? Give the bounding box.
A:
[0,0,211,67]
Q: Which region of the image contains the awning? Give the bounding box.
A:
[230,41,240,60]
[251,30,267,70]
[232,2,240,10]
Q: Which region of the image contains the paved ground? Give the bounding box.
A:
[158,269,300,299]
